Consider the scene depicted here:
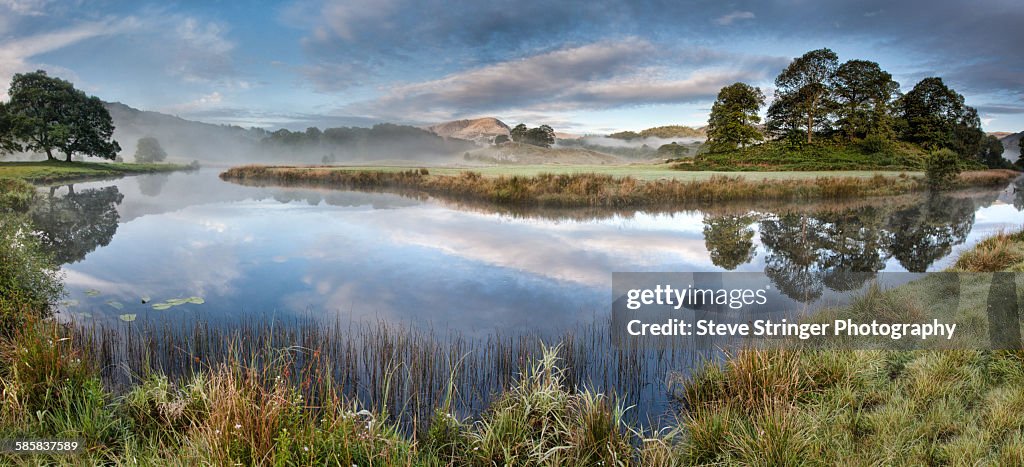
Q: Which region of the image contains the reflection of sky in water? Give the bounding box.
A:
[55,170,1024,334]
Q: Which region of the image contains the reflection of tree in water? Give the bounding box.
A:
[30,185,123,265]
[759,214,830,302]
[136,174,170,197]
[752,196,976,302]
[816,207,890,291]
[1014,177,1024,211]
[702,214,758,270]
[887,195,974,272]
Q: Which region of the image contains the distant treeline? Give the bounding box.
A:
[260,123,476,162]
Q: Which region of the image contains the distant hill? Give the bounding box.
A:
[608,125,706,140]
[999,131,1022,162]
[104,102,263,163]
[427,117,510,144]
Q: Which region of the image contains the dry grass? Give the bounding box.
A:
[222,165,1019,209]
[952,230,1024,272]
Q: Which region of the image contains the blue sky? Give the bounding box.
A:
[1,0,1022,133]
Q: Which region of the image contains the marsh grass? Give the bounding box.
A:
[221,165,1018,209]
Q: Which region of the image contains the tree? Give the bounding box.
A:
[134,136,168,163]
[897,77,983,158]
[0,102,22,154]
[832,59,900,140]
[510,124,555,148]
[706,82,765,152]
[978,135,1007,168]
[510,124,528,143]
[6,70,120,162]
[525,125,555,148]
[766,48,839,143]
[493,134,509,145]
[924,148,962,190]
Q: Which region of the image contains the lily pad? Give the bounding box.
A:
[118,314,137,322]
[141,296,151,304]
[85,289,101,297]
[106,300,124,310]
[151,303,172,311]
[61,300,79,307]
[186,297,205,305]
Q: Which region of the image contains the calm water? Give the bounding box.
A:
[31,168,1024,424]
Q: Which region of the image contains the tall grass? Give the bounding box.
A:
[221,165,1019,209]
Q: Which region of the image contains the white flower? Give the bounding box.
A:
[303,446,309,452]
[234,424,242,430]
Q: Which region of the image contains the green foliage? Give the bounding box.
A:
[924,148,962,190]
[706,82,765,152]
[979,135,1009,168]
[832,59,901,140]
[607,130,641,140]
[639,125,704,138]
[0,215,62,335]
[509,124,555,148]
[767,48,840,143]
[0,178,35,212]
[6,70,121,162]
[898,77,983,158]
[134,136,167,163]
[657,142,690,158]
[688,140,925,171]
[0,102,22,155]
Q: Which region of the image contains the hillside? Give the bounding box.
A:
[427,117,511,144]
[999,131,1022,162]
[105,102,263,162]
[608,125,707,140]
[462,142,622,165]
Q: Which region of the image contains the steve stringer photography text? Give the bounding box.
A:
[623,285,957,340]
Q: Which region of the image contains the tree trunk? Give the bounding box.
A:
[807,110,814,143]
[45,148,55,161]
[64,151,72,163]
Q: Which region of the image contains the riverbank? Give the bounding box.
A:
[0,160,194,184]
[220,165,1019,209]
[679,140,929,171]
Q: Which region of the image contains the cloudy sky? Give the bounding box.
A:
[1,0,1021,133]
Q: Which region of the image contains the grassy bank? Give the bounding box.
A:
[0,160,193,184]
[221,165,1019,209]
[676,230,1024,465]
[678,140,931,171]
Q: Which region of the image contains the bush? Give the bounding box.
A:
[0,178,35,212]
[925,148,962,190]
[0,216,62,335]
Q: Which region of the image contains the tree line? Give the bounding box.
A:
[705,48,1011,169]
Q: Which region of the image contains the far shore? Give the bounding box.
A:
[0,160,194,184]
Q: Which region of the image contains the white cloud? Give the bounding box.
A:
[0,17,139,97]
[162,91,224,115]
[714,11,755,26]
[339,38,776,121]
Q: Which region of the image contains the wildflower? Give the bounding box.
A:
[303,446,309,452]
[234,424,242,430]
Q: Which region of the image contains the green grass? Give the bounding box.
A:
[681,139,932,171]
[675,228,1024,465]
[0,160,190,184]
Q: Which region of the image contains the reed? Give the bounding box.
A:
[221,165,1019,209]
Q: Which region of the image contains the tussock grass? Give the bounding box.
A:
[222,165,1017,209]
[953,230,1024,272]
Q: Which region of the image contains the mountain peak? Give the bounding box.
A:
[427,117,511,144]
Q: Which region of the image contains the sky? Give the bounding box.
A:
[0,0,1021,134]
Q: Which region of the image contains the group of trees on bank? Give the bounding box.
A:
[705,48,1010,169]
[0,71,121,162]
[509,124,555,148]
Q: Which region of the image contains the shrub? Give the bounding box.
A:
[0,215,62,335]
[925,148,962,190]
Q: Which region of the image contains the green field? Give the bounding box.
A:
[318,163,922,181]
[0,160,190,184]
